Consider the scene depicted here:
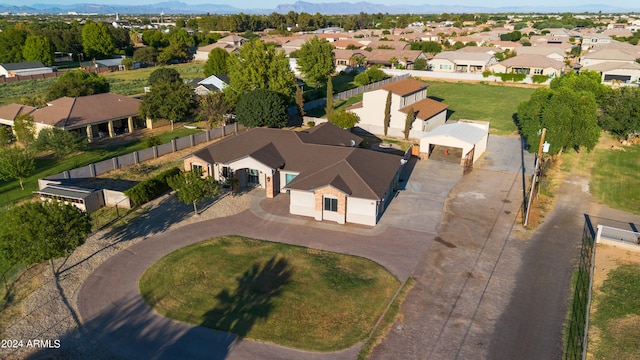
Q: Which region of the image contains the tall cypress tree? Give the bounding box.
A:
[325,76,334,122]
[384,91,392,136]
[404,107,414,140]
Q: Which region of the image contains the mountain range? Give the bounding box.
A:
[0,1,637,15]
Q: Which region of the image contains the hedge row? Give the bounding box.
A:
[499,73,527,82]
[124,167,181,207]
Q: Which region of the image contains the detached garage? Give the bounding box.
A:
[419,120,489,167]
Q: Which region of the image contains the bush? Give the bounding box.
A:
[499,73,527,82]
[307,121,316,127]
[143,135,162,148]
[124,167,180,207]
[532,75,550,84]
[482,70,492,78]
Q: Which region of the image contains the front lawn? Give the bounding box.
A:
[426,81,535,136]
[590,145,640,215]
[139,235,400,351]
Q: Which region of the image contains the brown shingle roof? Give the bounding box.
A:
[0,103,37,121]
[189,123,400,200]
[32,93,140,129]
[379,78,429,97]
[400,98,449,121]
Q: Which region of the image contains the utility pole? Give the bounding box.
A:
[524,128,546,227]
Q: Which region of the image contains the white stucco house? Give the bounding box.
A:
[182,122,404,226]
[349,78,449,139]
[490,54,565,77]
[428,50,498,73]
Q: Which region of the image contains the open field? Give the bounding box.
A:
[590,144,640,215]
[0,63,204,106]
[426,81,535,136]
[139,235,400,351]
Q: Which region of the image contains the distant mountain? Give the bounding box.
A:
[0,1,638,15]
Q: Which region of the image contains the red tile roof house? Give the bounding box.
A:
[183,122,404,226]
[0,93,141,142]
[349,78,449,139]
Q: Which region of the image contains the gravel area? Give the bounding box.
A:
[0,190,251,359]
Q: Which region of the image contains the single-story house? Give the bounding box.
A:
[349,78,449,139]
[37,177,136,213]
[0,93,142,142]
[515,46,566,62]
[189,74,229,95]
[0,61,54,77]
[583,61,640,85]
[428,50,498,73]
[490,54,565,77]
[183,122,404,226]
[419,120,489,167]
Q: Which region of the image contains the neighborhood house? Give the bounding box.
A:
[183,122,404,226]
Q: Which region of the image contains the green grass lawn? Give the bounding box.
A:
[0,63,204,106]
[590,145,640,215]
[590,264,640,359]
[426,81,535,136]
[0,127,201,207]
[139,235,400,351]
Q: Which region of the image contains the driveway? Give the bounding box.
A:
[76,209,433,360]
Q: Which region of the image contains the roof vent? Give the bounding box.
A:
[349,139,356,147]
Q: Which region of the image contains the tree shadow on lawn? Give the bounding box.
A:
[201,255,293,339]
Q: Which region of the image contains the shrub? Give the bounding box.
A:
[143,135,162,148]
[499,73,527,82]
[307,121,316,127]
[532,75,550,84]
[124,167,180,207]
[482,70,492,78]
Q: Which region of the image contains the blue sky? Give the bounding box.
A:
[2,0,634,8]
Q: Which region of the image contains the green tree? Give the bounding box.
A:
[13,113,36,148]
[0,147,35,190]
[22,35,54,66]
[389,56,398,69]
[133,46,157,65]
[550,69,607,101]
[517,87,600,154]
[0,27,28,63]
[19,94,46,107]
[167,169,220,215]
[46,70,109,101]
[139,80,197,128]
[413,58,428,70]
[148,67,182,86]
[598,87,640,139]
[225,39,295,105]
[331,110,360,129]
[325,76,334,122]
[0,126,14,147]
[297,36,335,88]
[404,107,415,140]
[384,91,392,136]
[236,89,287,128]
[354,66,387,86]
[35,127,86,159]
[82,21,116,59]
[203,48,229,77]
[196,92,228,129]
[0,201,91,269]
[121,57,135,70]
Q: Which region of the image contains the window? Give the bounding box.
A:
[191,163,203,175]
[324,197,338,212]
[248,169,259,184]
[534,68,543,75]
[221,166,230,178]
[285,173,297,184]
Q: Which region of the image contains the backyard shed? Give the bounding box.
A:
[420,120,489,167]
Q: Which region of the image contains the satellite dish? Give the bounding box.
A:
[349,139,356,147]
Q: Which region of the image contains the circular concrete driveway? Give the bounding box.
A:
[77,209,433,359]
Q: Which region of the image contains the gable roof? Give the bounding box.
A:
[189,123,401,200]
[423,121,487,146]
[0,62,46,71]
[32,93,140,129]
[295,122,362,147]
[584,49,636,61]
[379,78,428,96]
[497,54,565,69]
[401,98,449,121]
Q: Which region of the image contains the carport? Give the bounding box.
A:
[419,120,489,168]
